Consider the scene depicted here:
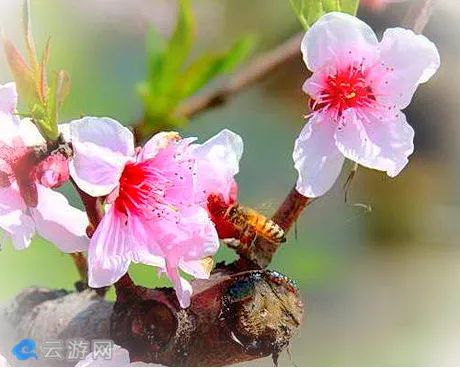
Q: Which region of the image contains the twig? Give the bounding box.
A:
[134,32,303,142]
[402,0,441,34]
[249,0,442,269]
[251,187,311,268]
[176,32,303,119]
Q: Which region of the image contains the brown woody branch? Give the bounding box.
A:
[3,266,303,366]
[175,32,303,119]
[134,32,303,142]
[250,188,311,268]
[403,0,440,34]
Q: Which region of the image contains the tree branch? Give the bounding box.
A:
[251,188,311,268]
[134,32,303,142]
[3,266,303,366]
[402,0,440,34]
[175,32,303,119]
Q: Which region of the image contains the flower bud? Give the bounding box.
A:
[34,152,70,189]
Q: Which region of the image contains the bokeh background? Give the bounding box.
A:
[0,0,459,365]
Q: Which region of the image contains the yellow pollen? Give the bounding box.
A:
[346,91,357,99]
[169,204,179,212]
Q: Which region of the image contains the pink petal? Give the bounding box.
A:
[166,262,193,308]
[334,110,414,177]
[140,131,190,160]
[179,259,212,279]
[69,117,134,197]
[75,345,130,367]
[128,215,166,269]
[30,184,89,252]
[301,12,379,72]
[0,82,17,114]
[375,27,441,109]
[191,129,243,204]
[0,185,35,250]
[87,208,131,287]
[293,116,345,197]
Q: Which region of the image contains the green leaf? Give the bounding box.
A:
[145,27,166,92]
[178,35,255,99]
[43,70,71,140]
[340,0,359,15]
[289,0,312,30]
[3,37,40,109]
[156,0,194,95]
[290,0,359,29]
[22,0,39,75]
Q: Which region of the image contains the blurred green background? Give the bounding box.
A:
[1,0,460,365]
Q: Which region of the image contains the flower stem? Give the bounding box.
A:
[251,186,311,268]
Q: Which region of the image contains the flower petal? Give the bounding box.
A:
[87,208,131,287]
[30,184,89,252]
[376,27,441,109]
[0,112,21,147]
[334,110,414,177]
[293,116,345,197]
[179,257,213,279]
[129,215,166,269]
[0,353,10,367]
[166,262,193,308]
[18,118,45,146]
[0,185,35,250]
[191,129,243,204]
[0,82,17,114]
[301,12,379,71]
[75,345,130,367]
[69,117,134,197]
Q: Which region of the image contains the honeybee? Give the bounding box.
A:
[224,203,286,245]
[207,192,285,246]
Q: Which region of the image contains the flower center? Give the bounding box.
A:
[115,159,168,216]
[311,65,377,118]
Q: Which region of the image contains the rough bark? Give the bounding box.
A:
[2,265,303,367]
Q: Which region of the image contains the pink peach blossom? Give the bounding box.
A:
[69,118,241,308]
[0,83,89,251]
[190,129,243,206]
[293,12,440,197]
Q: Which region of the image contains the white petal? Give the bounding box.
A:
[141,131,185,160]
[30,184,89,252]
[377,27,441,109]
[166,263,193,309]
[301,12,379,71]
[18,118,45,146]
[334,110,414,177]
[75,345,130,367]
[0,185,35,250]
[0,82,17,114]
[87,208,131,288]
[0,353,10,367]
[191,129,243,203]
[179,258,212,279]
[293,117,345,197]
[69,117,134,197]
[0,112,21,146]
[58,123,71,141]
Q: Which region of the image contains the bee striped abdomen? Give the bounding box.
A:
[242,207,286,244]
